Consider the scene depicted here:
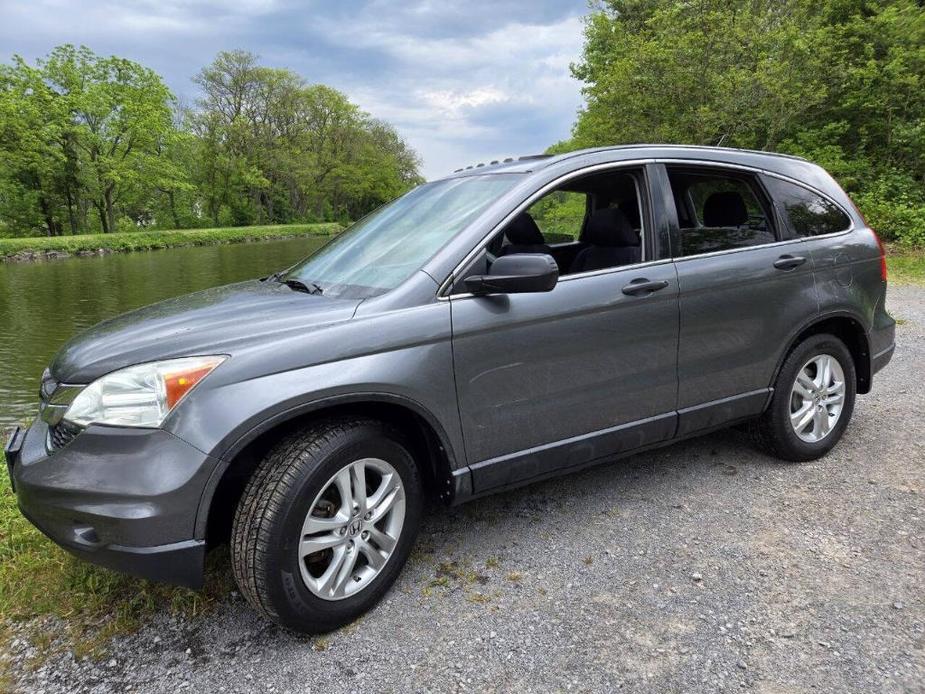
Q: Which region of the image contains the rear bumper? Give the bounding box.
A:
[871,342,894,375]
[868,287,896,379]
[7,419,217,588]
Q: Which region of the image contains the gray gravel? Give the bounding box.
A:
[6,286,925,693]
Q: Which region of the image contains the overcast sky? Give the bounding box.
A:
[0,0,589,179]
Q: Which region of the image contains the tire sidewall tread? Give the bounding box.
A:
[752,333,857,462]
[230,418,422,633]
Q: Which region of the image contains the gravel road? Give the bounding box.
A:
[6,286,924,693]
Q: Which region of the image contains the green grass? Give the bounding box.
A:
[0,223,341,261]
[0,480,234,673]
[886,248,925,285]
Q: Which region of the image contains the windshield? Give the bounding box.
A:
[283,175,522,298]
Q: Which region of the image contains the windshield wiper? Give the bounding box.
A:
[283,278,324,295]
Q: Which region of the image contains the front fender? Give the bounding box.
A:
[161,301,462,540]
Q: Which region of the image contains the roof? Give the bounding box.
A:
[445,144,810,179]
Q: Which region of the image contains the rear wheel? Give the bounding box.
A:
[752,334,856,461]
[231,418,422,632]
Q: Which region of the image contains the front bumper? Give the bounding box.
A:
[6,419,219,588]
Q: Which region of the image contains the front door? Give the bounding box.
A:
[451,265,679,492]
[449,164,679,492]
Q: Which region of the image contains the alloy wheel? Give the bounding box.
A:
[298,458,405,600]
[789,354,846,443]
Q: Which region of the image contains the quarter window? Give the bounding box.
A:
[763,177,851,237]
[667,169,776,257]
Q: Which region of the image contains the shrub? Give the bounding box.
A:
[853,173,925,248]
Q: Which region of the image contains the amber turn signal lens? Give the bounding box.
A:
[163,358,224,409]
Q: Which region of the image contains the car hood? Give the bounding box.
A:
[51,280,361,383]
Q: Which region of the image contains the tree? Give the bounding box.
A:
[0,57,71,236]
[0,46,422,236]
[40,46,187,233]
[191,51,422,227]
[0,45,189,236]
[563,0,925,244]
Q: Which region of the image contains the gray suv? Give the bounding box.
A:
[5,145,895,633]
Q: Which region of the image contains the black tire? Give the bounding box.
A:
[751,333,857,462]
[230,418,422,633]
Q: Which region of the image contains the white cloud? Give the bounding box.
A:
[1,0,282,40]
[0,0,588,179]
[322,13,586,178]
[422,87,509,113]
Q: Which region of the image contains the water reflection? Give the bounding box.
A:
[0,237,326,428]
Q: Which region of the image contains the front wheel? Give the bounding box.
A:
[751,334,857,462]
[231,418,422,633]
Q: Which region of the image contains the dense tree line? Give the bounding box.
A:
[559,0,925,245]
[0,46,422,237]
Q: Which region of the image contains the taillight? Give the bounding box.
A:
[872,228,887,282]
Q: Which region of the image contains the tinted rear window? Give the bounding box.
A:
[764,178,851,238]
[666,168,776,256]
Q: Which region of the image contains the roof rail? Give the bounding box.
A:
[451,153,553,174]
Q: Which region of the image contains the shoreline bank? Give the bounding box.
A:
[0,223,341,263]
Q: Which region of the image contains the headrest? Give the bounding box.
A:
[703,191,748,227]
[504,213,544,246]
[585,207,639,247]
[618,199,642,230]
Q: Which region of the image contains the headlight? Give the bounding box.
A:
[63,356,226,428]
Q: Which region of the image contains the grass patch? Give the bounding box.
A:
[886,248,925,285]
[0,481,234,674]
[0,223,341,261]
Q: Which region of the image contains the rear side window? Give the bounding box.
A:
[666,168,776,257]
[763,177,852,237]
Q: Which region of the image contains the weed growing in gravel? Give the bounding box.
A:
[420,558,496,603]
[464,592,492,604]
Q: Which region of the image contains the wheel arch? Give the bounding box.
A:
[196,393,460,543]
[772,312,872,395]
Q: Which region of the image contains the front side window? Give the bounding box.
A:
[527,191,588,242]
[763,177,852,238]
[460,168,645,286]
[285,174,522,298]
[667,168,776,257]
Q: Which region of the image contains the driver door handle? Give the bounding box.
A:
[622,278,670,296]
[773,255,807,270]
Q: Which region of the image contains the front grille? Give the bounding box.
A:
[48,420,82,450]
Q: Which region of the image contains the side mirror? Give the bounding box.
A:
[464,253,559,295]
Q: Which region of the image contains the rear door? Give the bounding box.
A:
[657,163,819,435]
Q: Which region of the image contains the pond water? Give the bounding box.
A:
[0,236,327,429]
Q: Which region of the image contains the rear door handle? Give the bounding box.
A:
[622,278,670,296]
[773,255,807,270]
